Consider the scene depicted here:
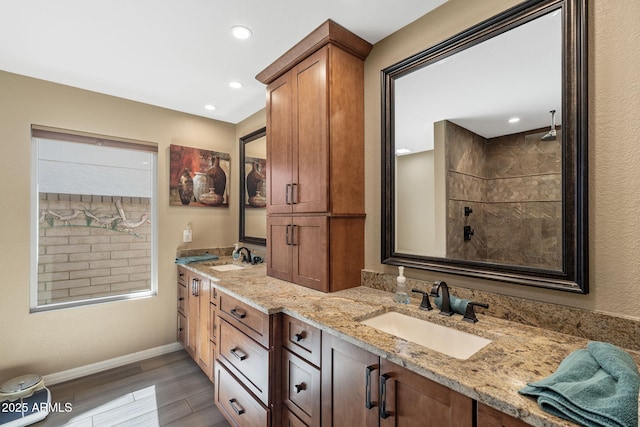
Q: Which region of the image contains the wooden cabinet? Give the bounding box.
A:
[214,290,279,426]
[282,315,322,427]
[258,20,371,293]
[321,332,474,427]
[177,266,215,380]
[321,333,379,427]
[476,403,530,427]
[379,358,473,427]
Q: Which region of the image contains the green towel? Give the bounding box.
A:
[175,254,219,264]
[519,341,639,427]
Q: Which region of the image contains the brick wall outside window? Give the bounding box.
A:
[38,193,151,305]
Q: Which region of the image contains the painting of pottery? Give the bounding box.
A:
[169,144,230,207]
[245,157,267,208]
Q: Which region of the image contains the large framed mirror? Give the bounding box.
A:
[239,127,267,246]
[382,0,588,292]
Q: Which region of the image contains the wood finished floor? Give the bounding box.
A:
[33,350,230,427]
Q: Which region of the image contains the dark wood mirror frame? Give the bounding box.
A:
[381,0,588,293]
[239,127,267,246]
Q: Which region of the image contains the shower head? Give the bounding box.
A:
[541,110,557,141]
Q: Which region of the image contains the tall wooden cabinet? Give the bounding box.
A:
[257,20,372,293]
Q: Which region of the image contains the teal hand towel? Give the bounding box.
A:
[175,254,219,264]
[519,341,639,427]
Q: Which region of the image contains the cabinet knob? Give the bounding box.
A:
[294,383,305,394]
[294,332,305,342]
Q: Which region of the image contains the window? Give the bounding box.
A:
[30,126,158,311]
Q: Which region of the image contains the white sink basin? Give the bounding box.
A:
[209,264,246,272]
[360,311,491,360]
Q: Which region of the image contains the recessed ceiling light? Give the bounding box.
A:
[229,81,243,89]
[204,104,216,111]
[508,117,520,123]
[231,26,252,40]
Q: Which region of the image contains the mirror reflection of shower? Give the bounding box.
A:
[541,109,557,141]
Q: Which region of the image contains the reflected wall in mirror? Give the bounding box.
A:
[239,127,267,246]
[382,0,587,292]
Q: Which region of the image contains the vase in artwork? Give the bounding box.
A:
[177,169,194,205]
[199,188,224,206]
[207,156,227,197]
[246,161,266,207]
[192,172,208,202]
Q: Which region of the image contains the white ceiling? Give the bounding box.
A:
[0,0,448,124]
[395,8,562,153]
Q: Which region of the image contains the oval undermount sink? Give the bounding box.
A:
[209,264,246,272]
[360,311,491,360]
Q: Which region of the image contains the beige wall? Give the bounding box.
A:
[364,0,640,319]
[0,70,242,378]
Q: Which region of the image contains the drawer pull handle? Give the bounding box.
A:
[365,365,377,409]
[294,332,305,342]
[294,383,305,394]
[229,398,245,415]
[230,308,246,319]
[230,348,248,361]
[380,373,391,419]
[179,297,184,301]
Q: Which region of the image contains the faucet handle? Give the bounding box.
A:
[411,289,433,311]
[463,301,489,323]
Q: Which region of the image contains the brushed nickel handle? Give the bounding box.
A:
[230,348,247,361]
[230,308,246,319]
[229,398,245,415]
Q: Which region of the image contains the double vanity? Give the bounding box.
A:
[176,258,639,427]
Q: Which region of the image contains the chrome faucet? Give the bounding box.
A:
[430,280,454,316]
[237,246,252,263]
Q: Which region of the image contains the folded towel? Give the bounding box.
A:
[432,293,469,315]
[175,254,219,264]
[519,341,640,427]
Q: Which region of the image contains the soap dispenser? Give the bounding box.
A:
[232,243,240,261]
[394,266,410,304]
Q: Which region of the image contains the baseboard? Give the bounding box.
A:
[42,342,184,386]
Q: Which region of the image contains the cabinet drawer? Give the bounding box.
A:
[283,314,321,367]
[218,317,270,405]
[283,407,307,427]
[177,284,187,314]
[283,349,320,427]
[177,311,187,346]
[218,291,270,347]
[215,363,270,427]
[177,267,186,286]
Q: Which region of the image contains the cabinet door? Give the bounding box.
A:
[267,216,293,281]
[379,358,473,427]
[292,48,329,214]
[196,275,212,378]
[476,403,530,427]
[267,71,293,214]
[283,349,321,427]
[292,216,327,291]
[321,333,379,427]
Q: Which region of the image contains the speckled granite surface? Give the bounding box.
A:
[180,258,640,427]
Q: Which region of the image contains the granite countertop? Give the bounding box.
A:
[180,258,640,427]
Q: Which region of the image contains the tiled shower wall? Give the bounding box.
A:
[445,121,562,269]
[38,193,151,305]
